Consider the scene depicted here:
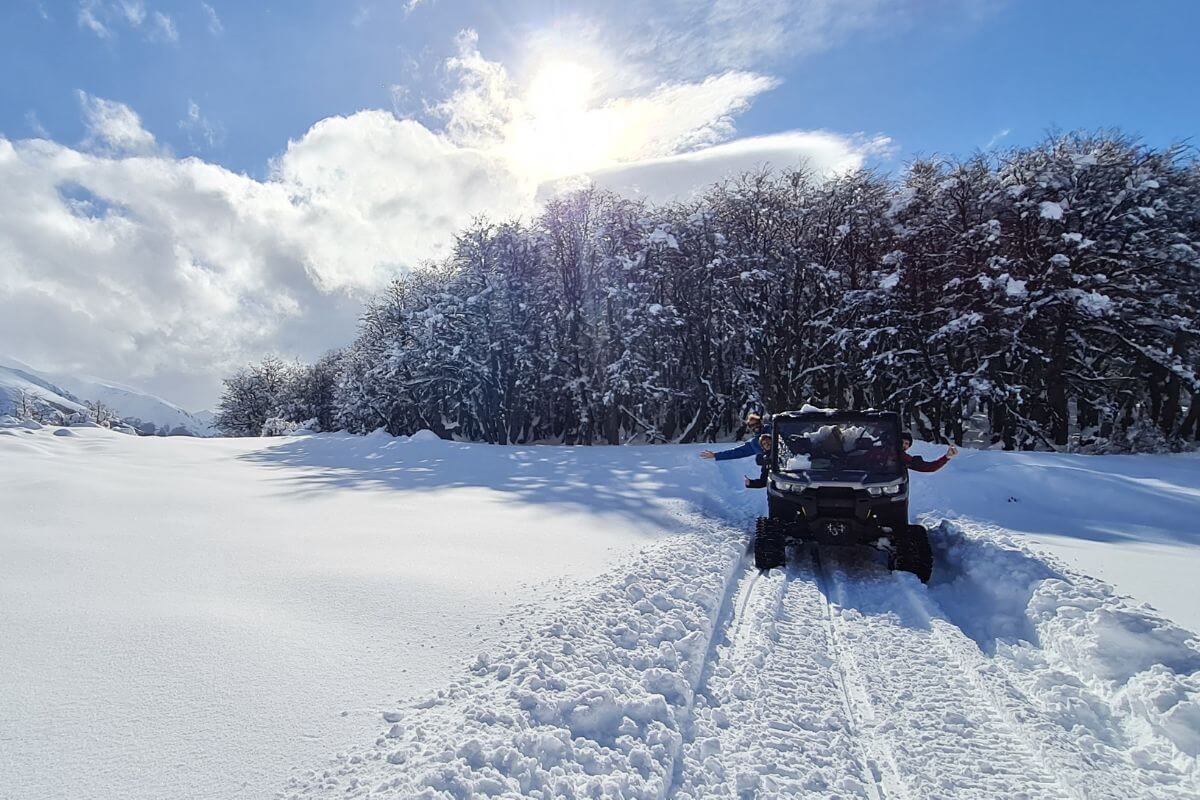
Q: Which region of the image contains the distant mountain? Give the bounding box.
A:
[0,357,216,436]
[192,409,218,432]
[0,362,87,417]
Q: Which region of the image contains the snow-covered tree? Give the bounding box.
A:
[224,131,1200,452]
[214,356,295,437]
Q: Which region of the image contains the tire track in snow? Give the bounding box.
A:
[811,547,896,800]
[889,573,1155,800]
[280,510,1197,799]
[919,520,1200,799]
[818,550,1075,800]
[671,554,884,799]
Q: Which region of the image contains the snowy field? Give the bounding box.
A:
[1,425,1198,799]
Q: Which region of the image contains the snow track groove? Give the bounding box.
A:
[672,555,884,799]
[891,572,1142,800]
[818,551,1075,800]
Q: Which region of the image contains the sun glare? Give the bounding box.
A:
[507,59,620,181]
[526,60,594,117]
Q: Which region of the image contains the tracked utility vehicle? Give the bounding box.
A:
[754,409,932,581]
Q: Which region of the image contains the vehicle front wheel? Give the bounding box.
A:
[754,516,787,570]
[889,524,933,583]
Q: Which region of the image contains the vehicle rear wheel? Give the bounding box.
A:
[889,524,933,583]
[754,516,787,571]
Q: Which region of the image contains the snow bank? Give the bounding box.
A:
[0,415,42,430]
[908,442,1200,631]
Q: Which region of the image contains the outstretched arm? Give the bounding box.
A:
[711,440,758,461]
[906,455,948,473]
[906,445,958,473]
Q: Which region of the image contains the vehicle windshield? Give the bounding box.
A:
[774,419,901,481]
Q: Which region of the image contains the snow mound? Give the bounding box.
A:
[408,429,442,443]
[0,415,43,430]
[797,403,837,414]
[1039,200,1065,220]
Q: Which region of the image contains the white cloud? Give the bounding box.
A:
[200,1,222,35]
[0,106,530,407]
[77,91,160,155]
[25,111,50,138]
[434,31,782,182]
[179,100,224,149]
[77,0,110,37]
[558,131,889,204]
[75,0,178,42]
[270,111,530,289]
[522,0,890,92]
[985,128,1012,150]
[117,0,145,26]
[434,29,522,148]
[150,10,177,42]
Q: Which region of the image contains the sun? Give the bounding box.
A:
[526,60,594,118]
[507,59,617,181]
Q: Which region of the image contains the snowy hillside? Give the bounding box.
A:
[0,362,86,416]
[1,428,1197,800]
[0,357,213,435]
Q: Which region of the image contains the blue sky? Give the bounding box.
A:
[1,0,1198,409]
[5,1,1197,177]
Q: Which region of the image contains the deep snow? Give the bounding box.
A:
[1,425,1198,799]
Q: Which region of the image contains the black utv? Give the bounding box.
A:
[754,409,932,581]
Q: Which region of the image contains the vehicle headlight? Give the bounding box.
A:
[866,486,883,496]
[883,483,903,495]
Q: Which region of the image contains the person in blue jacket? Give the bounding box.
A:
[699,413,770,462]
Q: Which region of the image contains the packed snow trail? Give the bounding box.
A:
[819,549,1073,799]
[672,559,883,799]
[677,533,1199,800]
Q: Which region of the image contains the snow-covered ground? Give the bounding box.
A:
[907,441,1200,632]
[1,425,1197,799]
